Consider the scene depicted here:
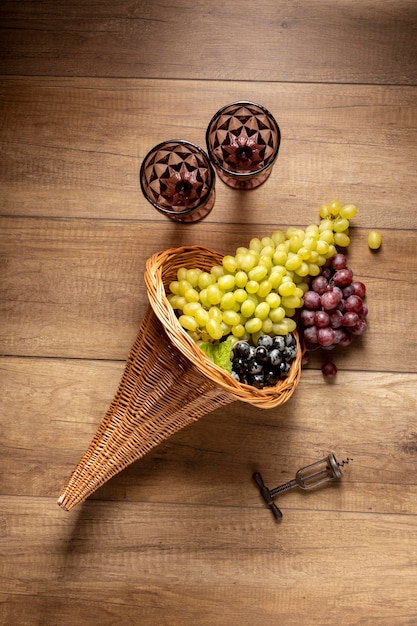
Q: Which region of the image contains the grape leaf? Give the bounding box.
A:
[199,337,233,373]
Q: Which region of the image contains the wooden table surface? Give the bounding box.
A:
[1,2,416,625]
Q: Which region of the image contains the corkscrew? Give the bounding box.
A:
[253,452,352,522]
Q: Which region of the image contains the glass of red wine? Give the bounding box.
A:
[140,140,216,223]
[206,101,281,190]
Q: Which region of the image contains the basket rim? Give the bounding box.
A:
[144,245,302,407]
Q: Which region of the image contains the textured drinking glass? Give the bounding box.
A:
[206,101,281,189]
[140,140,216,223]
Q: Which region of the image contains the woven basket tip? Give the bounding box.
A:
[57,493,71,511]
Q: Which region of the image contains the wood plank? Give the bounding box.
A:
[1,217,415,371]
[1,77,417,227]
[1,1,416,84]
[1,497,416,625]
[1,356,416,518]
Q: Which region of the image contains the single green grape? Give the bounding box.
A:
[262,318,273,334]
[271,230,286,245]
[316,240,329,255]
[368,230,382,249]
[169,280,180,295]
[281,295,301,309]
[298,246,311,260]
[333,217,350,233]
[234,288,248,303]
[241,299,256,318]
[305,224,319,236]
[220,292,236,310]
[208,306,222,322]
[179,315,198,332]
[328,199,342,215]
[265,292,281,308]
[195,307,209,326]
[222,255,238,273]
[255,302,270,320]
[232,324,246,338]
[257,279,273,298]
[245,317,263,334]
[184,287,200,303]
[222,310,241,326]
[249,237,263,252]
[273,248,288,266]
[183,301,201,316]
[248,265,268,282]
[278,281,296,297]
[177,267,188,281]
[289,235,303,253]
[235,270,248,288]
[319,203,330,218]
[303,237,317,251]
[207,284,223,305]
[319,229,334,244]
[211,265,224,279]
[245,280,259,294]
[261,236,275,248]
[206,318,222,340]
[199,288,210,308]
[198,272,215,289]
[217,274,235,291]
[186,268,201,287]
[334,232,350,247]
[269,306,286,323]
[340,204,357,219]
[319,218,333,232]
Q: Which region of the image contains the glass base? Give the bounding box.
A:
[164,191,216,223]
[215,167,273,190]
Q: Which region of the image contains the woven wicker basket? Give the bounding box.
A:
[57,245,302,510]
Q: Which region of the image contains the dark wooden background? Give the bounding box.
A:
[1,2,416,624]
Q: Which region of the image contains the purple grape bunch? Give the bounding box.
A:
[299,253,368,377]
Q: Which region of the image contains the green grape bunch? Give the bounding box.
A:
[167,200,357,347]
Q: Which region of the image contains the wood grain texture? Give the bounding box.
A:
[1,497,417,626]
[1,1,417,84]
[1,1,417,624]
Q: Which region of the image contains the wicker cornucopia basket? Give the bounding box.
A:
[57,246,302,511]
